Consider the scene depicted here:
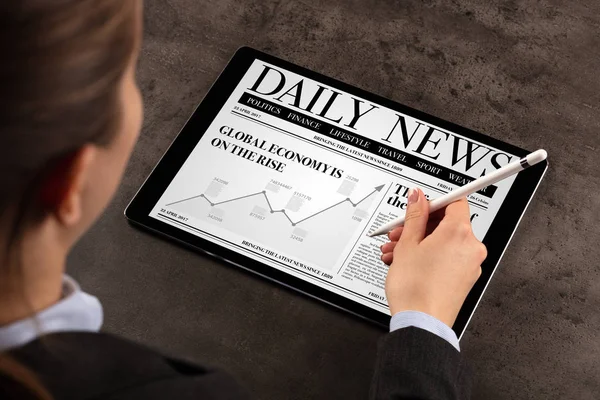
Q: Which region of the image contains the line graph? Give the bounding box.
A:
[166,184,385,227]
[162,180,388,270]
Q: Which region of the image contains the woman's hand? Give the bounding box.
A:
[380,188,487,328]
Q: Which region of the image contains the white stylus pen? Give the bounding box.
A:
[368,149,548,237]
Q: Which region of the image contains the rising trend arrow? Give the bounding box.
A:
[168,183,387,227]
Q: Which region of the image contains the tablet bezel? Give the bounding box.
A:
[125,47,548,336]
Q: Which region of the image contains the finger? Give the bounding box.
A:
[444,197,471,222]
[389,214,442,242]
[381,252,393,265]
[380,241,398,254]
[425,214,444,233]
[429,207,446,222]
[425,224,438,237]
[398,188,430,246]
[388,226,404,242]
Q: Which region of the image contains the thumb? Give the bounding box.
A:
[399,188,430,246]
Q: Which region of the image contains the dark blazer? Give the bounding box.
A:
[1,327,471,400]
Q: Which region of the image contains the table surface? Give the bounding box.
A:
[68,1,600,399]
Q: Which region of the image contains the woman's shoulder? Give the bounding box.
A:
[5,332,251,400]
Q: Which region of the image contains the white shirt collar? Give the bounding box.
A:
[0,275,103,352]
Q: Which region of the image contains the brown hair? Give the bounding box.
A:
[0,0,139,398]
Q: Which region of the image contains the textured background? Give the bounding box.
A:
[68,1,600,399]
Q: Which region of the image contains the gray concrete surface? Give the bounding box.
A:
[68,1,600,399]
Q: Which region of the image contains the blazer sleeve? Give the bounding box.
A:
[369,327,473,400]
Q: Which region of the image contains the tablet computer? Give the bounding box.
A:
[126,47,547,338]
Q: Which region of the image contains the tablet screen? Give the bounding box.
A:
[148,60,519,315]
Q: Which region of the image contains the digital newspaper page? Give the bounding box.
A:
[149,60,519,314]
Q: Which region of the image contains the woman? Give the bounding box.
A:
[0,1,486,399]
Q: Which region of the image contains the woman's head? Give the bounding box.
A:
[0,0,143,317]
[0,0,143,396]
[0,1,143,396]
